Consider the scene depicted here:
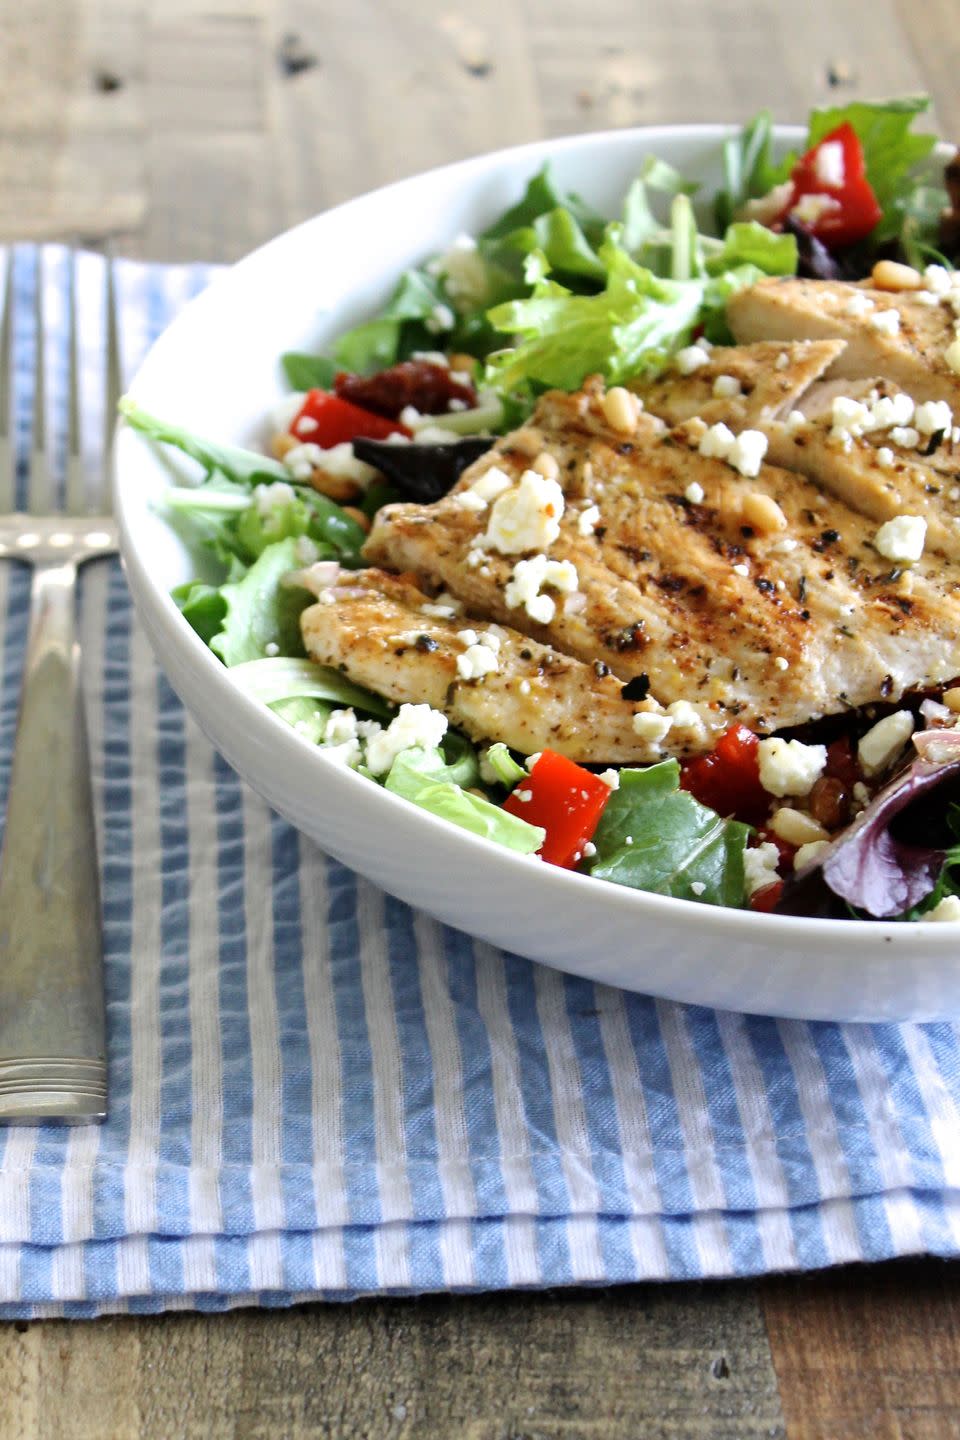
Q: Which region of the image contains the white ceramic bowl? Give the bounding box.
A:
[116,124,960,1023]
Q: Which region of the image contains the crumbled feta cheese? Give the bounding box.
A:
[321,738,363,767]
[583,841,597,859]
[295,415,319,436]
[921,895,960,923]
[454,489,488,512]
[889,426,920,450]
[684,481,705,504]
[795,839,829,871]
[504,553,579,623]
[525,752,542,772]
[264,641,280,657]
[675,344,710,375]
[857,710,914,777]
[420,593,462,619]
[482,470,565,555]
[469,465,514,503]
[255,480,297,513]
[773,656,790,671]
[599,769,620,790]
[924,264,953,294]
[785,410,808,435]
[365,703,449,776]
[457,643,500,681]
[428,233,488,308]
[830,396,873,439]
[665,699,707,742]
[775,351,790,370]
[770,537,798,554]
[946,339,960,375]
[690,881,706,896]
[874,514,927,563]
[518,679,531,695]
[286,441,378,485]
[712,374,742,398]
[324,708,359,746]
[791,193,841,227]
[424,302,456,334]
[813,140,845,188]
[632,711,674,746]
[757,737,828,797]
[915,400,953,436]
[732,562,750,577]
[577,503,601,537]
[870,392,915,430]
[876,446,895,469]
[728,429,768,478]
[698,422,736,461]
[843,291,874,317]
[914,289,941,306]
[868,308,901,336]
[456,628,479,647]
[743,842,781,896]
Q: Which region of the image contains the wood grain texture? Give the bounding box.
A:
[0,1287,784,1440]
[2,3,960,1438]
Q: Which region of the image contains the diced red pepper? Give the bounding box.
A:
[749,880,784,914]
[290,389,411,448]
[771,123,882,250]
[503,749,611,869]
[680,723,769,825]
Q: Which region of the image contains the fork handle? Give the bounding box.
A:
[0,561,107,1122]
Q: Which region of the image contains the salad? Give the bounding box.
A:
[121,97,960,924]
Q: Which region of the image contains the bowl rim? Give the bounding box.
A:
[115,119,959,956]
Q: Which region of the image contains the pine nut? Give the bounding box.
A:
[271,432,298,460]
[341,505,371,532]
[742,491,788,532]
[310,470,362,504]
[943,686,960,712]
[871,259,922,292]
[602,386,638,435]
[531,451,560,480]
[770,807,831,847]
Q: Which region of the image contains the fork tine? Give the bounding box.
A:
[65,248,85,515]
[0,250,14,512]
[100,247,120,516]
[29,248,52,515]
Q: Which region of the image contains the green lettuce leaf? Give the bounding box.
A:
[211,538,313,666]
[269,696,331,744]
[584,760,749,906]
[385,747,544,853]
[280,353,339,390]
[171,581,227,645]
[226,656,392,717]
[480,164,605,243]
[119,397,290,488]
[713,110,791,233]
[332,269,448,373]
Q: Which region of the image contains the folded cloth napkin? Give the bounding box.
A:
[1,248,959,1318]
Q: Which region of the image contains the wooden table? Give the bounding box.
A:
[3,3,960,1436]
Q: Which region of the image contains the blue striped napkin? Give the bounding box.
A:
[1,248,959,1318]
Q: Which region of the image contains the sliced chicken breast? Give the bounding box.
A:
[635,339,845,429]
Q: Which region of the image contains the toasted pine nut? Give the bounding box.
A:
[271,432,298,460]
[871,259,922,292]
[602,386,638,435]
[508,427,544,458]
[341,505,371,532]
[770,807,830,847]
[310,471,362,504]
[531,451,560,480]
[742,491,788,532]
[448,353,476,375]
[943,686,960,712]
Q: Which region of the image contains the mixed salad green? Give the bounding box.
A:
[122,97,960,922]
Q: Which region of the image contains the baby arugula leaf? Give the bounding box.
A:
[211,537,313,667]
[584,760,749,906]
[119,397,291,488]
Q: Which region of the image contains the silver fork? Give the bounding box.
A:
[0,248,119,1123]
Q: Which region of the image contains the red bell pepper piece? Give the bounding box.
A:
[503,749,611,869]
[680,723,769,824]
[290,389,411,447]
[749,880,784,914]
[773,122,882,250]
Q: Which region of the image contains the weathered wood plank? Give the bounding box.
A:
[763,1261,960,1440]
[0,1286,785,1440]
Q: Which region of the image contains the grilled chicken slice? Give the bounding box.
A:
[300,567,698,761]
[727,277,960,408]
[365,378,960,735]
[635,339,845,429]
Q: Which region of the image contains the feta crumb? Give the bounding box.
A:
[525,752,542,772]
[690,881,706,896]
[420,592,462,619]
[699,422,736,461]
[868,308,901,336]
[732,562,750,577]
[915,400,953,436]
[294,536,320,566]
[518,679,531,695]
[254,480,297,514]
[455,489,488,512]
[744,842,781,896]
[296,415,319,436]
[785,410,808,435]
[583,841,597,859]
[813,140,845,188]
[577,504,601,537]
[504,553,579,623]
[482,470,565,554]
[324,709,359,746]
[876,446,895,469]
[264,641,280,657]
[757,737,828,797]
[684,481,705,505]
[365,703,449,776]
[858,710,914,777]
[874,514,926,563]
[675,344,710,375]
[889,426,919,450]
[771,537,798,554]
[424,302,456,334]
[599,769,620,790]
[830,395,873,439]
[871,393,914,429]
[469,465,514,503]
[791,193,841,227]
[712,374,742,398]
[457,644,500,681]
[632,711,674,746]
[843,290,875,317]
[773,656,790,671]
[666,699,707,742]
[924,263,953,295]
[921,895,960,923]
[946,339,960,375]
[775,351,790,371]
[728,429,768,478]
[456,629,479,647]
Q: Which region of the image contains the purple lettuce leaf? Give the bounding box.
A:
[778,736,960,919]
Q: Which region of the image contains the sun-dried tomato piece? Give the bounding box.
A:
[334,361,477,419]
